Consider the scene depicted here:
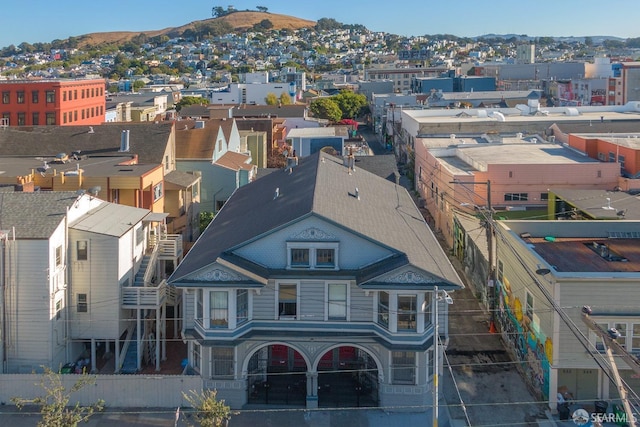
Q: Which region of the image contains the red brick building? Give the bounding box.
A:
[0,78,106,126]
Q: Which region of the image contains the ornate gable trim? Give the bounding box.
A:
[288,227,337,241]
[380,270,439,284]
[189,266,247,282]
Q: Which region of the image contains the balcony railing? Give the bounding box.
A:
[122,280,167,308]
[157,234,183,259]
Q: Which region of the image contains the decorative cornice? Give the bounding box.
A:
[381,270,437,284]
[289,227,337,241]
[191,268,245,282]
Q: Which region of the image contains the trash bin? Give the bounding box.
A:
[558,403,570,420]
[594,400,608,414]
[60,362,75,374]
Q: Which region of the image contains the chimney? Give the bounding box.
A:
[120,130,130,152]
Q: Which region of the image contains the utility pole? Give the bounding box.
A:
[433,285,439,427]
[450,180,495,332]
[582,306,639,427]
[432,286,453,427]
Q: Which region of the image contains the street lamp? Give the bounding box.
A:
[432,286,453,427]
[450,180,495,333]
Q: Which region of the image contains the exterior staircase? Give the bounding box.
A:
[134,255,151,287]
[121,326,141,374]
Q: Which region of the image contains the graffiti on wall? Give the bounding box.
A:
[497,277,551,399]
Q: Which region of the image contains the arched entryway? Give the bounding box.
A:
[315,345,379,408]
[246,344,309,406]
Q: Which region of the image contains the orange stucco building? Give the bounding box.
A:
[0,78,106,126]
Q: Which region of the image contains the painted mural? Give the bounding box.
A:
[497,276,551,400]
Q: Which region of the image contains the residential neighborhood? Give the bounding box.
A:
[0,6,640,427]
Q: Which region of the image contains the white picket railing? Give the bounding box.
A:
[122,280,167,308]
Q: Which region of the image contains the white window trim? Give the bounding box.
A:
[204,289,233,329]
[390,350,417,385]
[325,282,350,321]
[210,346,236,379]
[525,290,534,320]
[275,281,300,320]
[286,242,339,270]
[397,294,418,332]
[236,288,251,326]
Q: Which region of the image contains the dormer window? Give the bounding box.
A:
[290,248,309,268]
[316,249,335,268]
[286,242,338,270]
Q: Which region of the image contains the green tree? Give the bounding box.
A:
[12,366,105,427]
[310,98,342,122]
[256,5,268,12]
[332,90,367,119]
[212,6,226,17]
[133,80,146,91]
[265,92,278,105]
[199,211,215,233]
[182,389,233,427]
[279,92,292,105]
[177,96,209,112]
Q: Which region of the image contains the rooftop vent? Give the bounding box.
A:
[587,241,628,262]
[273,187,280,200]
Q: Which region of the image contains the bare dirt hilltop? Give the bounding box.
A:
[74,11,316,48]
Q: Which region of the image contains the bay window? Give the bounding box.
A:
[392,351,415,384]
[236,289,248,325]
[211,347,234,378]
[378,292,389,328]
[210,291,228,328]
[397,295,417,331]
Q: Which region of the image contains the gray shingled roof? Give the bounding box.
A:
[170,152,461,289]
[0,123,173,164]
[0,191,78,238]
[164,170,200,189]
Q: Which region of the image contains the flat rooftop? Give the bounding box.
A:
[500,220,640,274]
[435,143,599,174]
[523,237,640,273]
[405,106,640,124]
[572,133,640,149]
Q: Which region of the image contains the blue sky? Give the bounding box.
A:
[2,0,638,48]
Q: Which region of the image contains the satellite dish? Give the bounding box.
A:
[88,186,101,196]
[535,268,551,276]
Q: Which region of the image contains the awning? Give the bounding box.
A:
[143,212,169,222]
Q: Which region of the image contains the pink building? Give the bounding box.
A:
[415,136,621,247]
